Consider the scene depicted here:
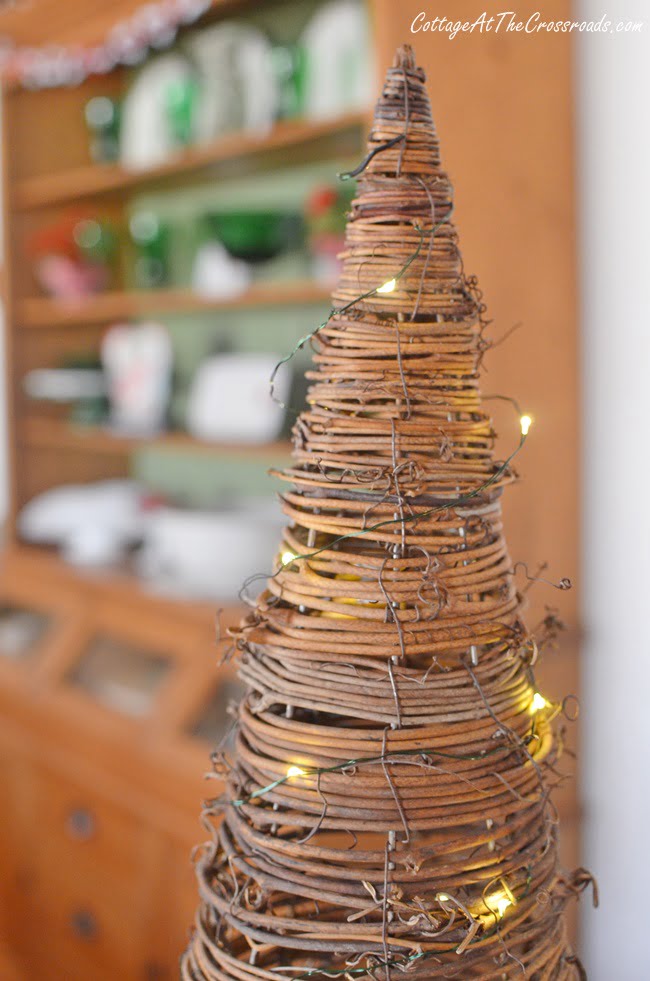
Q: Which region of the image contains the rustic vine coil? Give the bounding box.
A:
[182,45,588,980]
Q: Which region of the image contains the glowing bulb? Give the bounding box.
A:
[493,894,513,918]
[281,550,297,566]
[520,414,532,436]
[287,766,305,778]
[530,691,550,714]
[377,278,397,294]
[485,884,516,920]
[437,893,450,903]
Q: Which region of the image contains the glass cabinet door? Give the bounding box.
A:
[0,603,52,662]
[66,634,172,719]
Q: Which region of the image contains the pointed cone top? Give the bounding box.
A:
[393,43,416,70]
[283,46,497,504]
[332,45,474,322]
[367,43,438,173]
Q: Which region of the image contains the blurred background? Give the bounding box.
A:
[0,1,646,978]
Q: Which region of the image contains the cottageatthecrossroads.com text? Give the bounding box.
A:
[410,11,643,38]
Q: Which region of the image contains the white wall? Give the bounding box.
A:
[578,2,650,975]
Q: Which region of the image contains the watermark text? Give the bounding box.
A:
[411,11,643,39]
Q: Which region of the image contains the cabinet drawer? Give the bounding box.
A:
[10,766,151,978]
[23,864,147,981]
[32,765,146,884]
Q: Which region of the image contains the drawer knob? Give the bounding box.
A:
[66,807,95,840]
[70,908,97,940]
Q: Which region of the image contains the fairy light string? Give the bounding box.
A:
[277,415,531,570]
[268,878,565,981]
[182,44,592,981]
[269,223,427,408]
[339,134,406,181]
[231,712,551,809]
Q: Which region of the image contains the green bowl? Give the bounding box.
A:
[205,211,301,262]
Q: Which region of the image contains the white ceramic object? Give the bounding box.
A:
[101,322,172,435]
[186,353,290,444]
[191,241,251,299]
[62,525,130,567]
[18,480,142,567]
[301,0,373,119]
[120,52,195,169]
[23,368,106,402]
[185,22,276,141]
[137,501,284,600]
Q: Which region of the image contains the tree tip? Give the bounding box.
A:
[393,44,416,70]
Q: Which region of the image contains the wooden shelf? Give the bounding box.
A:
[17,281,332,328]
[5,542,242,625]
[20,416,292,459]
[13,111,366,210]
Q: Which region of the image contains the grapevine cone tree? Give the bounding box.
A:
[182,45,587,980]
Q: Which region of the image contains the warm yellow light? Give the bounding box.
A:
[485,885,516,920]
[493,894,513,918]
[436,893,450,903]
[377,278,397,294]
[281,550,297,566]
[287,765,305,778]
[520,414,532,436]
[530,691,550,714]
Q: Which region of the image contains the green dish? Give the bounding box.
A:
[205,211,302,262]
